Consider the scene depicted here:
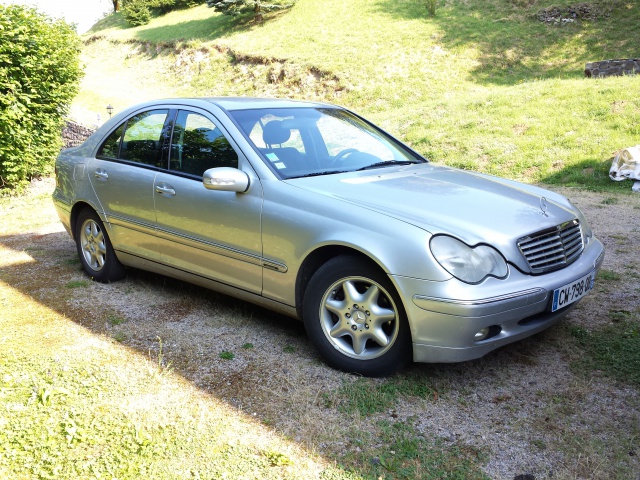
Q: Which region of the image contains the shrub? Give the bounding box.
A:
[0,5,82,192]
[206,0,294,18]
[154,0,205,13]
[122,0,152,26]
[122,0,205,26]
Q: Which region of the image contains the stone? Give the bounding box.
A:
[62,120,95,149]
[585,59,640,78]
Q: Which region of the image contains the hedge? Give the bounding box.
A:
[0,5,82,192]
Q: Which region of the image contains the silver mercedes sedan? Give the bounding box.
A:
[53,98,604,376]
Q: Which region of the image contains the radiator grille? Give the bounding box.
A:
[517,220,583,274]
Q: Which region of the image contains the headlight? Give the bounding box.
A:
[430,235,508,284]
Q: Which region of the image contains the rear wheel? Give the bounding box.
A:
[303,255,411,376]
[75,209,125,283]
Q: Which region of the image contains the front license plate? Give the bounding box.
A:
[551,271,595,312]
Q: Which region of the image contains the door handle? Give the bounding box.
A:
[155,183,176,196]
[94,168,108,181]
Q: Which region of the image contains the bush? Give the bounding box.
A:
[206,0,294,17]
[122,0,152,26]
[154,0,205,13]
[122,0,205,26]
[0,5,82,192]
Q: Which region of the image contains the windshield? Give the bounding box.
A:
[229,107,425,178]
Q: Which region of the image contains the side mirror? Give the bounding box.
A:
[202,167,250,193]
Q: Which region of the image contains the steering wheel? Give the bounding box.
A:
[329,148,359,167]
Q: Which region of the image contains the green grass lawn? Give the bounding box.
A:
[79,0,640,191]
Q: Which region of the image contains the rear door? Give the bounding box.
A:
[89,108,170,261]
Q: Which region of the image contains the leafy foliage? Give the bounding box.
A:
[154,0,206,13]
[122,0,152,26]
[206,0,294,17]
[0,5,82,192]
[122,0,205,26]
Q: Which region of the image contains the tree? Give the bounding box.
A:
[0,5,82,192]
[122,0,151,25]
[112,0,121,12]
[206,0,293,20]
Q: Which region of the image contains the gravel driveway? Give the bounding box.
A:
[4,179,640,479]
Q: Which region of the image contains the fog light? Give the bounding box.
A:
[474,328,490,341]
[474,325,502,342]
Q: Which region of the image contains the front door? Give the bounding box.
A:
[153,109,263,294]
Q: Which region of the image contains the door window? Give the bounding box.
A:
[97,109,169,167]
[169,111,238,177]
[96,123,125,159]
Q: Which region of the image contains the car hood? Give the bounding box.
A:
[286,163,579,263]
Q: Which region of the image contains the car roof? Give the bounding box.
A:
[131,97,336,112]
[202,97,335,111]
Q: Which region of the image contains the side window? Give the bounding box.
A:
[121,110,169,166]
[96,123,125,159]
[169,111,238,177]
[96,110,169,166]
[98,110,169,167]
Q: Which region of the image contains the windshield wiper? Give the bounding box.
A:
[355,160,417,171]
[288,161,419,178]
[288,170,350,179]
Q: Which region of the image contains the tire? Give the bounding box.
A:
[302,255,411,377]
[75,209,125,283]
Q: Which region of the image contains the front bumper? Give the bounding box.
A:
[392,237,605,363]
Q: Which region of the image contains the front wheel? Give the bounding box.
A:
[75,209,125,283]
[303,256,411,376]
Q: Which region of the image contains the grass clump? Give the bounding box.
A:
[424,0,437,16]
[325,373,441,415]
[570,316,640,386]
[108,313,126,325]
[113,331,127,342]
[341,418,488,479]
[219,350,235,360]
[597,269,621,281]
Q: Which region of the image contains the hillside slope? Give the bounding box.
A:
[76,0,640,189]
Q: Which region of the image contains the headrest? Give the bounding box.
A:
[262,120,291,146]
